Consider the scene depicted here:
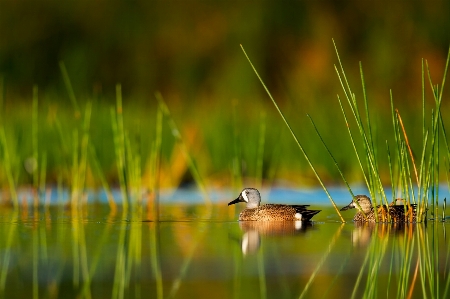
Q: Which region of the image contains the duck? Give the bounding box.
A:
[340,195,418,222]
[228,188,321,221]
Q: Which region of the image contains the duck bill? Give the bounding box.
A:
[228,196,245,206]
[340,202,355,211]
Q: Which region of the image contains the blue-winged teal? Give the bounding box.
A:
[341,195,418,222]
[228,188,321,221]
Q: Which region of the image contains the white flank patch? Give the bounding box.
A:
[294,213,302,220]
[241,190,249,202]
[295,221,303,230]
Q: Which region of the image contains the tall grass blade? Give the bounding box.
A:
[231,99,243,202]
[155,91,212,205]
[59,61,80,118]
[111,84,129,211]
[308,114,355,198]
[32,85,39,192]
[396,109,419,185]
[89,145,117,212]
[256,111,266,189]
[148,106,163,220]
[240,44,344,221]
[0,127,18,208]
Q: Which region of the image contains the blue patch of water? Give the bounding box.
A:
[9,185,449,206]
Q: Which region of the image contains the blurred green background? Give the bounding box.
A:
[0,0,449,189]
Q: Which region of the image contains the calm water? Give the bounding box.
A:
[0,188,449,298]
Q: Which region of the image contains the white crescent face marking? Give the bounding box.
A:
[241,190,249,202]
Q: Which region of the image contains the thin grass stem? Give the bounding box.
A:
[155,91,212,206]
[59,61,80,118]
[241,44,344,221]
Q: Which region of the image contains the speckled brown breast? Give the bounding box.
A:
[238,204,319,221]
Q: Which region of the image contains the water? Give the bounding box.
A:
[0,188,449,298]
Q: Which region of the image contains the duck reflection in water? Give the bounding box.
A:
[238,219,316,255]
[348,221,418,248]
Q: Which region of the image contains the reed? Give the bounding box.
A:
[111,84,129,213]
[332,40,450,223]
[255,111,266,189]
[0,127,18,208]
[333,41,389,220]
[59,61,80,118]
[148,106,163,220]
[155,92,212,206]
[32,85,39,199]
[89,145,117,212]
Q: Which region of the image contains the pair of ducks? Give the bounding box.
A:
[229,188,418,222]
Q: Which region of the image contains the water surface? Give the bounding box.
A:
[0,190,449,298]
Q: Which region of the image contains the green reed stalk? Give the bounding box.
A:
[71,129,80,209]
[333,41,389,211]
[125,134,140,205]
[40,152,47,204]
[336,97,369,219]
[155,92,212,205]
[255,111,266,189]
[241,44,344,221]
[89,145,117,211]
[59,61,80,117]
[308,114,355,198]
[79,102,92,199]
[0,76,3,116]
[387,142,396,202]
[32,85,39,192]
[0,128,18,208]
[389,91,402,199]
[149,106,163,220]
[231,99,243,193]
[112,84,129,211]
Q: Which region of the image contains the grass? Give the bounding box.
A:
[240,40,450,222]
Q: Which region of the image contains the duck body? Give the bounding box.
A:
[238,204,320,221]
[228,188,321,221]
[341,195,418,223]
